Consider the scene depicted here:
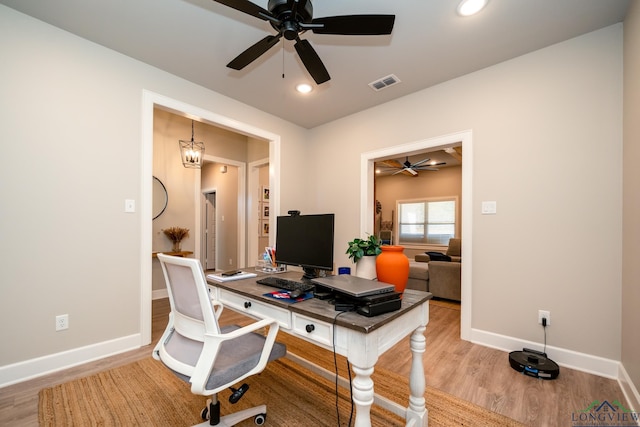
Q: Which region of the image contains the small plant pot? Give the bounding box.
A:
[355,255,377,280]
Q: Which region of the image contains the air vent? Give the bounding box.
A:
[368,74,401,91]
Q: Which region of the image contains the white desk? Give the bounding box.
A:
[207,271,431,427]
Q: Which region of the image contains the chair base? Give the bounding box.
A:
[195,402,267,426]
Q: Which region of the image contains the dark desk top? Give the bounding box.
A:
[206,269,432,334]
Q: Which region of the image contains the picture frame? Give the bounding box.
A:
[261,202,269,219]
[260,220,270,237]
[261,186,270,201]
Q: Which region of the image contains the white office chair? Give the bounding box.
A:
[153,254,286,426]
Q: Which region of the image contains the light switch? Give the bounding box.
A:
[125,199,136,213]
[482,201,497,215]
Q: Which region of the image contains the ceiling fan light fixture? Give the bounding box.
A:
[457,0,488,17]
[296,83,313,94]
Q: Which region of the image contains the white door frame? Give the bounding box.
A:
[202,189,217,270]
[360,130,473,341]
[141,90,281,345]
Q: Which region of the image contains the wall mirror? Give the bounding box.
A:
[153,176,168,220]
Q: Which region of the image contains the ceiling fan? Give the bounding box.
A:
[378,156,446,176]
[212,0,395,84]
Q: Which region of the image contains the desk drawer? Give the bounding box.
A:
[292,313,333,347]
[218,288,291,329]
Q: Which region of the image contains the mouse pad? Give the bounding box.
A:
[263,290,313,303]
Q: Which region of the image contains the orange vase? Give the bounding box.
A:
[376,245,409,294]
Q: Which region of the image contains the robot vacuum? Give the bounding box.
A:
[509,348,559,380]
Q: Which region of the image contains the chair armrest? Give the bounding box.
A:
[190,318,281,395]
[211,299,223,320]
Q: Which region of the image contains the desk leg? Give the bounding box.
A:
[352,365,374,427]
[406,325,428,426]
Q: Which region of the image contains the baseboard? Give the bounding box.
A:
[0,333,141,388]
[620,363,640,416]
[152,288,168,300]
[470,328,620,379]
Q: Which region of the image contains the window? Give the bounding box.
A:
[397,198,456,245]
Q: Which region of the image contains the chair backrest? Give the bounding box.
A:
[157,254,221,341]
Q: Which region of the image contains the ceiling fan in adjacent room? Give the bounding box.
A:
[212,0,395,84]
[378,156,446,176]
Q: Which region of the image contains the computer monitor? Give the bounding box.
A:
[275,213,335,280]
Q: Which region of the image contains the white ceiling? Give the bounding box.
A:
[1,0,629,129]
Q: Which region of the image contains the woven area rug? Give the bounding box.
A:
[40,335,524,426]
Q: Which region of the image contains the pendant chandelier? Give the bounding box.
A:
[179,120,205,169]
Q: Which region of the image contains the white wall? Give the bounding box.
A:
[308,25,623,364]
[0,5,308,380]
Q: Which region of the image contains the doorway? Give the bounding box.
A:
[141,90,282,346]
[361,130,473,341]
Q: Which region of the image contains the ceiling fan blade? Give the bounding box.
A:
[406,168,418,176]
[410,158,432,168]
[378,159,403,168]
[415,162,446,169]
[310,15,395,35]
[294,38,330,84]
[415,161,446,171]
[212,0,274,21]
[227,34,282,70]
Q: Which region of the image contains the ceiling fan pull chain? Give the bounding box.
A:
[282,39,285,79]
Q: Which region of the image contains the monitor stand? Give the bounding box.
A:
[302,267,319,281]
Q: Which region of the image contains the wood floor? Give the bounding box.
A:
[0,298,627,426]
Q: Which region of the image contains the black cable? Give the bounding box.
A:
[542,317,547,354]
[332,310,354,426]
[346,360,354,426]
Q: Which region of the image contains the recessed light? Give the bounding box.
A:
[457,0,488,16]
[296,83,313,94]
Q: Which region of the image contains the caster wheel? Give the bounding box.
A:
[254,413,266,425]
[200,406,209,421]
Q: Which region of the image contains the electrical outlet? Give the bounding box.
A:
[56,314,69,331]
[538,310,550,326]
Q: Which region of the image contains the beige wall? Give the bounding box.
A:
[622,0,640,406]
[0,5,309,370]
[308,25,623,361]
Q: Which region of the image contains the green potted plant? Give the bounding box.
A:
[346,234,382,263]
[346,234,382,279]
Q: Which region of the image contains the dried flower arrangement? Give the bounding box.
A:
[162,227,189,252]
